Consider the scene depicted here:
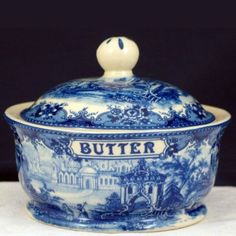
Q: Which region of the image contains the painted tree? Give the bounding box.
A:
[185,159,212,204]
[104,192,123,212]
[91,192,123,220]
[161,182,184,210]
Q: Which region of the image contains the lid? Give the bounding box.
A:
[21,36,215,130]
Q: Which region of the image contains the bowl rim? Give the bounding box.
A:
[4,101,231,134]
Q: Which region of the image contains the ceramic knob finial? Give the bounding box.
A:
[96,36,139,78]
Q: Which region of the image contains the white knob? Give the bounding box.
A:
[96,36,139,78]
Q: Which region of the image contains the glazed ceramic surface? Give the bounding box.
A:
[21,77,215,129]
[5,37,231,233]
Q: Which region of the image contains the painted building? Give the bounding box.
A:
[52,158,136,190]
[119,159,166,208]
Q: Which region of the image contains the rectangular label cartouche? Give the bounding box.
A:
[70,139,167,159]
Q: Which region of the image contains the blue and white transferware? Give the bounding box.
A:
[5,37,231,233]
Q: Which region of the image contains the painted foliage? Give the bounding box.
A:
[21,77,215,129]
[10,122,226,231]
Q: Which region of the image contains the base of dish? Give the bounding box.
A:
[26,201,207,233]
